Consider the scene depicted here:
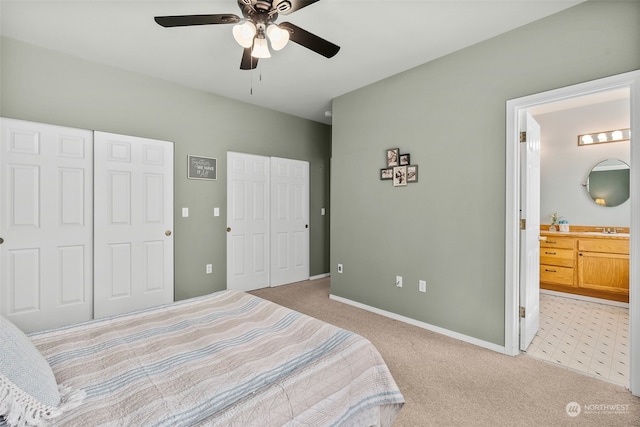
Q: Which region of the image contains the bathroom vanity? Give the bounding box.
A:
[540,228,630,302]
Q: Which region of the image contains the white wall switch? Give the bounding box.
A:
[337,264,343,274]
[182,207,189,218]
[419,280,427,293]
[206,264,212,274]
[214,207,220,217]
[321,208,326,216]
[396,276,403,288]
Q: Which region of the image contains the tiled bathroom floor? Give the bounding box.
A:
[525,292,629,387]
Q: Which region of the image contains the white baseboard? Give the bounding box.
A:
[310,273,330,281]
[329,293,508,355]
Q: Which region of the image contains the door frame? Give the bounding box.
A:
[504,70,640,396]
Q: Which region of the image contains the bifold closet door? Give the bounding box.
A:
[0,118,94,333]
[270,157,309,287]
[93,132,174,318]
[226,152,309,292]
[226,152,270,292]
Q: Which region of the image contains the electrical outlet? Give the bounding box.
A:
[337,264,343,274]
[396,276,403,288]
[419,280,426,293]
[206,264,212,274]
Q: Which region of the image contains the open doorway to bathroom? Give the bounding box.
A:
[525,89,630,387]
[504,70,640,397]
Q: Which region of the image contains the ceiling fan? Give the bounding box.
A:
[154,0,340,70]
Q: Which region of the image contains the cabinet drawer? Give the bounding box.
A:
[540,265,574,286]
[540,248,574,267]
[578,239,629,254]
[541,236,575,250]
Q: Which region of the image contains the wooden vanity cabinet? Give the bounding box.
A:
[577,239,629,298]
[540,232,629,302]
[540,236,576,287]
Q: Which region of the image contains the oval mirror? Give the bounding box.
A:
[585,159,630,207]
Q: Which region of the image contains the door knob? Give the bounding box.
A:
[305,224,308,229]
[0,237,3,244]
[227,227,231,232]
[165,230,172,236]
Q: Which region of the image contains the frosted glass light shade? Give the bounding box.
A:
[267,24,289,50]
[233,21,256,48]
[252,37,271,58]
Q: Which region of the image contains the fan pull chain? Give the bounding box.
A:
[250,57,254,95]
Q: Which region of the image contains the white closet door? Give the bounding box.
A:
[0,118,93,332]
[270,157,309,287]
[93,132,174,318]
[226,152,270,292]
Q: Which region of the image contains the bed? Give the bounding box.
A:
[0,290,404,426]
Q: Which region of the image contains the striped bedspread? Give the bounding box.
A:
[28,290,404,426]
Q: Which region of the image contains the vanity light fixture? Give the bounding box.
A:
[578,128,631,146]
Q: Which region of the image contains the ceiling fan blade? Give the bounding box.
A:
[278,22,340,58]
[274,0,321,15]
[154,14,240,27]
[240,48,259,70]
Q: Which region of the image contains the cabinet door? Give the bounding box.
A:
[577,251,629,295]
[0,118,93,332]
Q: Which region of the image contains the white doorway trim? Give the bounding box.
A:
[504,70,640,396]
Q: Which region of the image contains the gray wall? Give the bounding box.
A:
[0,37,331,301]
[537,98,630,227]
[330,1,640,346]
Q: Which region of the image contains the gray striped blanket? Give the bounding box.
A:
[28,290,404,426]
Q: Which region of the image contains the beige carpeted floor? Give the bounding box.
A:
[250,277,640,427]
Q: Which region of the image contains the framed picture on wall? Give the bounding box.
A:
[399,153,411,166]
[380,168,393,180]
[393,166,407,187]
[188,155,217,180]
[407,165,418,183]
[386,148,400,167]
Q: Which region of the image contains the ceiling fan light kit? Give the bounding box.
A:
[155,0,339,70]
[251,36,272,59]
[232,21,256,48]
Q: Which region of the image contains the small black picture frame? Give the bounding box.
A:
[380,168,393,180]
[399,153,411,166]
[386,148,400,167]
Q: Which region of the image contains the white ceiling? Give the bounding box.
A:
[1,0,586,124]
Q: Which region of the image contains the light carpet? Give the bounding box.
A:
[250,278,639,426]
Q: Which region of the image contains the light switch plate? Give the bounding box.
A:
[182,207,189,218]
[214,207,220,217]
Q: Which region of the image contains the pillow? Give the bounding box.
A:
[0,316,85,427]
